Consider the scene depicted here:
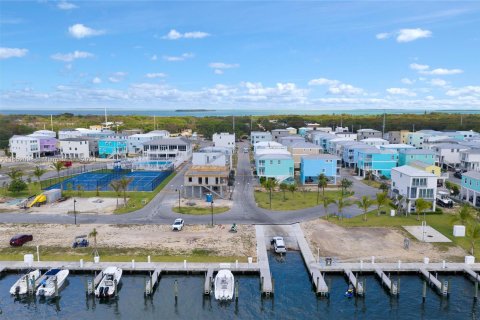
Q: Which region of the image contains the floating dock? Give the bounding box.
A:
[374,267,397,295]
[255,225,273,296]
[344,268,364,296]
[419,267,448,295]
[145,268,162,296]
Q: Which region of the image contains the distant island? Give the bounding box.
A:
[175,109,214,112]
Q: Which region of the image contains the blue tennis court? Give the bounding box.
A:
[45,170,172,192]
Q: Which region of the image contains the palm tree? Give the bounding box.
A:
[467,223,480,255]
[89,228,99,257]
[375,192,388,216]
[51,161,65,179]
[33,166,46,184]
[118,177,133,207]
[415,198,431,221]
[335,195,351,220]
[279,183,288,201]
[340,178,353,196]
[317,173,329,205]
[452,204,473,225]
[379,182,389,193]
[322,197,335,220]
[355,195,375,222]
[109,180,122,208]
[6,168,23,181]
[288,183,298,199]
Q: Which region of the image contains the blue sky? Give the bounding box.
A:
[1,1,480,110]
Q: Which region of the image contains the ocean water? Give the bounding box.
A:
[1,109,479,117]
[0,252,478,319]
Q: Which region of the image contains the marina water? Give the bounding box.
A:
[0,252,478,319]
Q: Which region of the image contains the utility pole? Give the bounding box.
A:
[154,115,156,130]
[232,115,235,133]
[382,111,386,136]
[104,106,108,128]
[50,115,54,132]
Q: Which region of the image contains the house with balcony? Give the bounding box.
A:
[461,171,480,207]
[309,132,336,153]
[431,143,470,170]
[256,153,294,183]
[271,129,291,142]
[127,130,170,155]
[391,165,437,212]
[213,132,235,149]
[409,160,447,187]
[250,131,272,145]
[357,128,382,141]
[9,135,40,159]
[328,137,357,156]
[282,141,322,169]
[28,133,58,156]
[198,146,233,170]
[60,138,97,159]
[398,149,436,166]
[461,149,480,172]
[184,165,230,199]
[142,137,192,162]
[356,148,398,178]
[300,154,340,185]
[98,138,127,158]
[342,142,371,168]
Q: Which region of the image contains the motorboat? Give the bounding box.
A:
[9,269,41,295]
[95,266,122,298]
[214,269,234,300]
[36,268,69,297]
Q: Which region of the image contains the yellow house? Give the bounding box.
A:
[410,160,441,176]
[400,130,410,144]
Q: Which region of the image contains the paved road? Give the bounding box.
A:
[0,142,378,225]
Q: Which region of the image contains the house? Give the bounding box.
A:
[127,130,170,155]
[328,137,357,156]
[409,160,447,187]
[256,153,294,183]
[461,171,480,207]
[192,152,229,168]
[278,135,305,145]
[461,149,480,172]
[360,138,389,147]
[335,126,349,133]
[32,130,56,138]
[300,154,340,185]
[357,129,382,141]
[406,131,431,148]
[356,148,398,178]
[98,138,127,158]
[391,165,437,212]
[9,135,40,159]
[212,132,235,149]
[199,146,233,169]
[385,130,409,144]
[60,138,97,159]
[342,142,371,168]
[398,149,436,166]
[283,141,322,169]
[431,143,470,170]
[379,144,415,153]
[122,129,143,135]
[143,137,192,162]
[28,134,57,156]
[58,128,115,140]
[286,127,297,134]
[309,132,336,152]
[250,131,272,145]
[271,129,291,142]
[253,141,286,153]
[335,132,357,140]
[184,165,230,199]
[298,127,313,137]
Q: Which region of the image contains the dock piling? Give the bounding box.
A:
[174,279,178,304]
[422,280,427,302]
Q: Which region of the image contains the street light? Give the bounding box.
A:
[211,200,214,227]
[175,185,183,212]
[73,198,77,225]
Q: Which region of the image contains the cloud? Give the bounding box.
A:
[50,50,94,62]
[308,77,363,95]
[57,1,78,10]
[209,62,239,74]
[401,78,415,85]
[409,63,463,75]
[214,69,224,75]
[376,32,391,40]
[145,73,166,78]
[108,72,127,83]
[386,87,417,97]
[409,63,429,71]
[92,77,102,84]
[429,78,447,87]
[377,28,431,43]
[162,29,210,40]
[0,47,28,59]
[68,24,105,39]
[445,86,480,97]
[150,54,158,61]
[163,53,194,62]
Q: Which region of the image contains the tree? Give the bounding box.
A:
[109,180,122,208]
[467,224,480,255]
[6,168,23,181]
[340,178,353,196]
[33,166,46,184]
[288,183,298,199]
[317,173,328,205]
[279,183,288,201]
[375,192,388,216]
[355,195,375,222]
[379,182,389,193]
[415,198,431,221]
[322,196,335,220]
[51,161,65,179]
[451,185,460,196]
[365,170,374,181]
[263,178,278,209]
[335,195,351,220]
[8,179,27,194]
[118,177,133,207]
[452,204,473,225]
[89,228,99,257]
[76,185,84,196]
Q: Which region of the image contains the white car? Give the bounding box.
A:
[271,236,286,254]
[172,218,184,231]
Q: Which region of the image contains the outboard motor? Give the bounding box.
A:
[15,286,20,295]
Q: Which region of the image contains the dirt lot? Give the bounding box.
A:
[0,223,256,257]
[301,220,466,262]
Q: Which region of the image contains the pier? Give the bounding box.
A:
[255,225,273,296]
[204,268,214,295]
[145,268,162,296]
[420,267,448,295]
[374,267,397,295]
[464,267,480,284]
[344,268,364,295]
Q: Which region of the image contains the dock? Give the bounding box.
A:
[292,223,329,296]
[255,225,273,296]
[344,268,364,295]
[374,267,397,295]
[419,267,448,295]
[0,266,5,274]
[145,268,162,296]
[464,267,480,284]
[204,268,214,295]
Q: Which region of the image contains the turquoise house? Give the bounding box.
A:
[398,149,435,166]
[300,154,340,185]
[461,171,480,207]
[98,138,127,158]
[256,154,294,183]
[357,148,398,178]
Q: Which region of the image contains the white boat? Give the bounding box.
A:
[36,268,69,297]
[95,266,122,298]
[9,269,41,295]
[214,269,235,300]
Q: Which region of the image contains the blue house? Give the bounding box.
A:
[398,149,436,166]
[461,171,480,207]
[357,148,398,178]
[256,153,294,183]
[300,154,340,185]
[98,138,127,158]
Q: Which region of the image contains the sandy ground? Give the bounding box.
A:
[0,223,256,257]
[0,197,119,214]
[301,220,466,263]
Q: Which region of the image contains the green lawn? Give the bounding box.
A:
[360,179,382,189]
[254,189,353,211]
[172,206,230,215]
[0,246,246,263]
[327,209,480,260]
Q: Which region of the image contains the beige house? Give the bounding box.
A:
[285,141,322,169]
[184,165,230,199]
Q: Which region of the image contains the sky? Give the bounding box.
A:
[1,1,480,110]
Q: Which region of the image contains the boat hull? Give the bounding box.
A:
[95,267,122,298]
[36,269,69,297]
[9,269,41,295]
[214,269,235,301]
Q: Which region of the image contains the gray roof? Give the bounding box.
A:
[144,137,190,146]
[257,154,293,160]
[464,171,480,180]
[357,129,381,133]
[433,143,470,150]
[60,137,92,142]
[400,149,435,155]
[286,141,319,148]
[392,165,436,177]
[301,154,340,160]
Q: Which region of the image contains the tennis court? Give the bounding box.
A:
[45,169,172,192]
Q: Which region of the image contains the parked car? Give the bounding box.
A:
[453,171,462,179]
[436,191,453,208]
[271,236,287,254]
[10,234,33,247]
[172,218,184,231]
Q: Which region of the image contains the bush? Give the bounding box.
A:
[8,179,27,194]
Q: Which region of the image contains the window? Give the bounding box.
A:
[278,160,281,164]
[188,177,192,182]
[270,160,273,165]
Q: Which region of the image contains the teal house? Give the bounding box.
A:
[398,149,435,166]
[356,148,398,178]
[300,154,340,185]
[461,171,480,207]
[256,153,294,183]
[98,138,127,158]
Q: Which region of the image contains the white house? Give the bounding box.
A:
[461,149,480,172]
[9,135,40,159]
[192,152,228,167]
[127,130,170,154]
[250,131,272,145]
[142,137,192,162]
[59,138,93,159]
[357,129,382,140]
[199,146,233,169]
[431,143,470,170]
[335,132,357,140]
[360,138,389,147]
[213,132,235,149]
[32,130,56,138]
[391,165,437,213]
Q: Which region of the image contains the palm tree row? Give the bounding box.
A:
[109,177,133,208]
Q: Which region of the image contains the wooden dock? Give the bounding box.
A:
[204,268,214,295]
[464,267,480,284]
[255,225,273,296]
[344,268,364,295]
[292,223,329,296]
[419,267,448,296]
[374,267,397,295]
[145,268,162,296]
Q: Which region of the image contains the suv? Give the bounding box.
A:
[271,236,287,254]
[10,234,33,247]
[172,218,184,231]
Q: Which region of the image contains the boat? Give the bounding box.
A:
[214,269,235,300]
[95,266,122,298]
[36,268,69,297]
[345,284,354,298]
[9,269,41,295]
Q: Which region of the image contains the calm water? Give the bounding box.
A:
[0,253,478,319]
[1,109,479,117]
